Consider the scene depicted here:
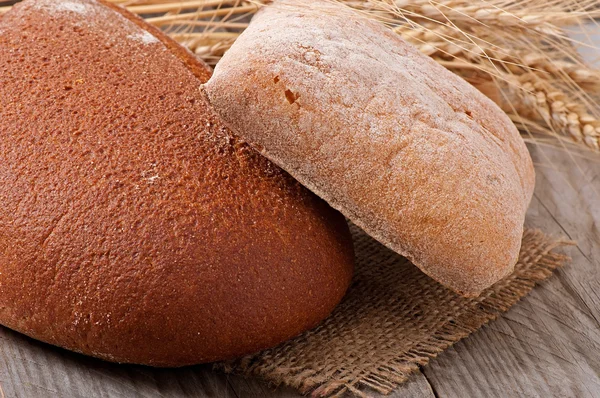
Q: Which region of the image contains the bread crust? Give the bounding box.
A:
[204,0,535,296]
[0,0,354,366]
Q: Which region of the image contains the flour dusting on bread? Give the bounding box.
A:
[204,0,535,296]
[33,1,90,15]
[21,0,161,49]
[56,2,89,14]
[127,31,160,45]
[31,0,96,16]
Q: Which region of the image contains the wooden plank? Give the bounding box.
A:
[0,324,436,397]
[227,370,436,398]
[422,144,600,397]
[387,373,436,398]
[0,327,236,398]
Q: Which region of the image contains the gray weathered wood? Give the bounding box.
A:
[0,321,435,398]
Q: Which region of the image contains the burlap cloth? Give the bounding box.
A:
[219,223,571,397]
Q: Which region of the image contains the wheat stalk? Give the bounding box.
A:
[372,2,600,152]
[396,24,600,89]
[2,0,599,154]
[371,0,599,34]
[394,23,600,152]
[507,74,600,150]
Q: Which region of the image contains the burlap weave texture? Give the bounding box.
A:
[221,224,570,397]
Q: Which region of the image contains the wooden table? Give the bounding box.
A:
[2,145,600,398]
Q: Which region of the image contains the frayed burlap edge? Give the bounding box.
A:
[217,227,572,398]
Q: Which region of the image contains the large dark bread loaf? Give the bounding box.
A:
[0,0,354,366]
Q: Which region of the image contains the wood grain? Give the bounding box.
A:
[0,322,435,398]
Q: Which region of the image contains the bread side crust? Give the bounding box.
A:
[204,0,535,296]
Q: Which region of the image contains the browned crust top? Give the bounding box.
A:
[0,0,354,366]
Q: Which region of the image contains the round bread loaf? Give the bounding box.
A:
[0,0,354,366]
[203,0,535,297]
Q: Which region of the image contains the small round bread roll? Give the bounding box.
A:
[0,0,354,366]
[203,0,535,297]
